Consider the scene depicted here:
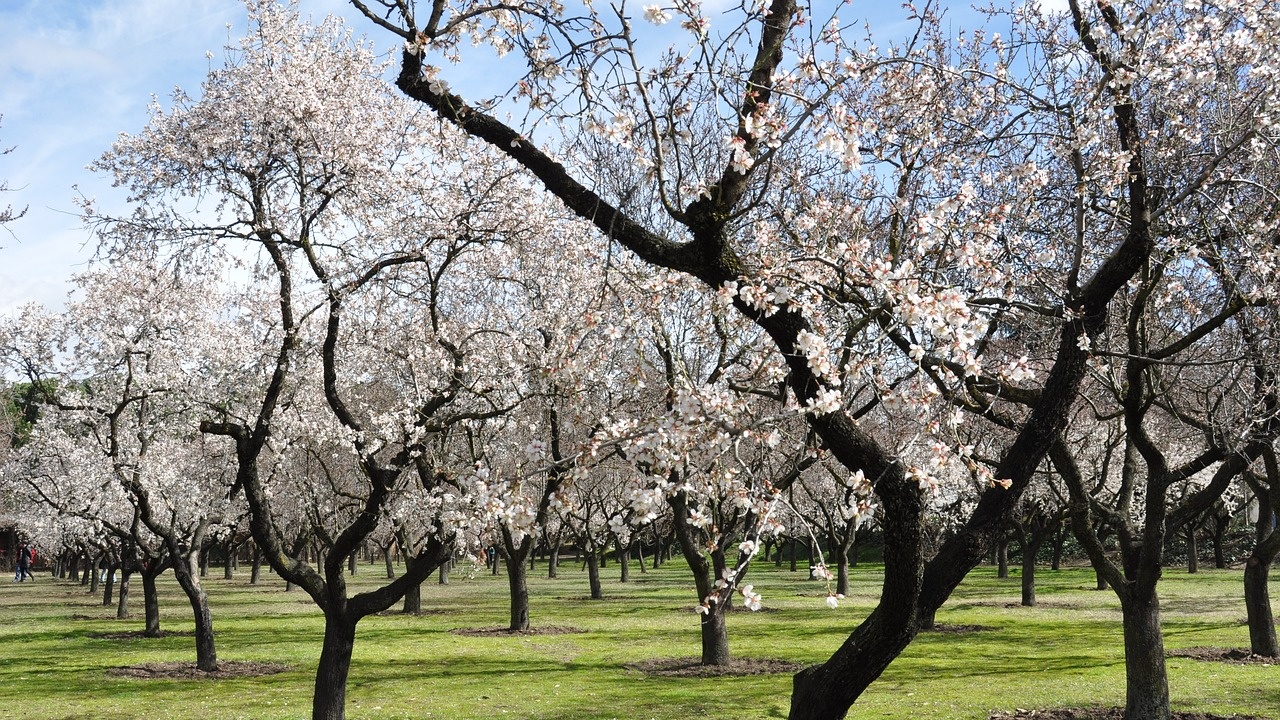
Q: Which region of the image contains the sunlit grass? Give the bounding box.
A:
[0,558,1274,719]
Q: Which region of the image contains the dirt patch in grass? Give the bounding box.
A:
[1169,647,1280,665]
[991,710,1266,720]
[925,623,996,634]
[91,629,194,641]
[625,657,805,677]
[450,625,585,636]
[106,661,290,680]
[376,607,465,617]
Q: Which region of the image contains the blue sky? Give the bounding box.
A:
[0,0,1050,316]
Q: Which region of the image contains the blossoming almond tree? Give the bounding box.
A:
[0,261,246,668]
[342,0,1280,717]
[84,3,666,717]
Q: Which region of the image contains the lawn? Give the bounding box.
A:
[0,558,1275,720]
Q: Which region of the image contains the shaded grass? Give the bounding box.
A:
[0,561,1274,719]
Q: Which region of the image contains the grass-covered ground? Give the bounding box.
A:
[0,557,1275,720]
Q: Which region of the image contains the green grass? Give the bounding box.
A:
[0,560,1275,719]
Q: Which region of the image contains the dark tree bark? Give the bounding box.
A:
[312,612,357,720]
[1120,595,1170,720]
[669,489,732,666]
[1243,549,1278,656]
[224,542,235,580]
[585,549,603,600]
[1243,460,1280,657]
[384,546,396,579]
[116,565,132,619]
[1210,514,1228,570]
[1184,523,1199,574]
[402,578,422,614]
[102,561,117,607]
[504,548,530,631]
[141,561,164,637]
[168,536,219,672]
[438,558,450,585]
[251,546,262,585]
[617,539,630,583]
[1020,538,1041,607]
[88,554,101,593]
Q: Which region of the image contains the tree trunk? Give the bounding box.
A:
[917,604,937,630]
[836,548,850,597]
[789,537,798,572]
[384,547,395,579]
[348,551,357,576]
[1051,526,1065,571]
[506,553,530,631]
[171,554,218,672]
[586,550,603,600]
[438,558,450,585]
[251,547,262,585]
[1243,487,1280,658]
[312,611,357,720]
[548,545,559,579]
[116,566,132,619]
[142,565,162,637]
[88,556,100,593]
[1095,566,1109,591]
[199,549,209,578]
[618,541,630,583]
[995,537,1009,579]
[1211,521,1227,569]
[1021,539,1041,607]
[402,578,422,614]
[1185,528,1198,574]
[1120,595,1171,720]
[224,544,234,580]
[635,540,647,574]
[102,563,117,606]
[699,606,730,665]
[1244,551,1278,656]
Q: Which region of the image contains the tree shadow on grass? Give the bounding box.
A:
[90,629,194,641]
[990,710,1266,720]
[106,661,290,680]
[624,657,804,677]
[450,625,585,636]
[924,623,997,634]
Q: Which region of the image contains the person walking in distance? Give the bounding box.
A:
[16,543,34,582]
